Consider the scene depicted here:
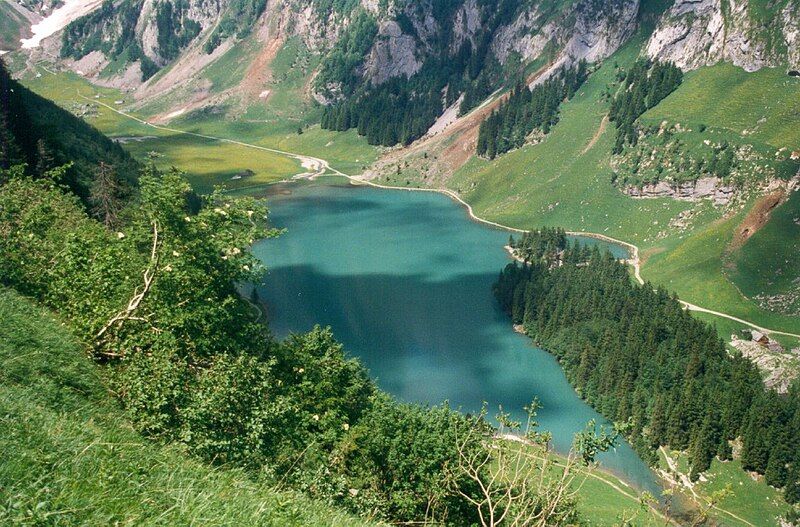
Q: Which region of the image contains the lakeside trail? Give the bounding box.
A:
[658,447,756,527]
[77,85,800,340]
[78,93,346,180]
[66,76,780,525]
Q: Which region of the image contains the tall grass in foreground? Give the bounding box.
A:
[0,287,376,526]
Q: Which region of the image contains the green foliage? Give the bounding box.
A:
[477,62,588,159]
[320,0,526,147]
[204,0,270,53]
[609,59,682,154]
[493,241,800,498]
[324,396,487,523]
[315,11,378,96]
[611,128,770,188]
[61,0,161,81]
[0,162,500,524]
[508,226,568,263]
[58,0,187,80]
[640,63,800,152]
[155,0,202,62]
[0,287,377,526]
[0,59,138,202]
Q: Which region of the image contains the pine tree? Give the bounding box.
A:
[34,139,55,176]
[90,162,124,228]
[689,415,716,481]
[765,440,792,488]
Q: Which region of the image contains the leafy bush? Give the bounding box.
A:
[0,163,503,523]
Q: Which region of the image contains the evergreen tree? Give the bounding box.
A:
[491,236,794,495]
[34,139,55,177]
[689,415,717,481]
[89,162,125,228]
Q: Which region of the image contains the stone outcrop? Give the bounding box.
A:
[625,176,735,205]
[730,336,799,394]
[645,0,800,71]
[360,20,422,85]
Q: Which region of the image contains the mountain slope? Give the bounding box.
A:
[0,286,377,526]
[646,0,800,71]
[0,59,139,202]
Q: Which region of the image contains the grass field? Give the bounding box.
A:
[0,1,27,51]
[20,68,305,190]
[0,287,376,526]
[727,190,800,315]
[657,448,788,527]
[413,38,800,334]
[642,64,800,152]
[18,36,379,185]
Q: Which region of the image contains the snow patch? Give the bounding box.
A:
[21,0,105,49]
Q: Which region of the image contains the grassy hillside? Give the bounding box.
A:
[1,60,140,201]
[18,36,378,190]
[0,1,28,51]
[656,448,787,527]
[0,286,377,526]
[727,190,800,317]
[373,38,800,335]
[640,64,800,152]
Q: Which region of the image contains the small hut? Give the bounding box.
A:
[750,330,770,345]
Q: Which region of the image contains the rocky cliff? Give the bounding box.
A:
[22,0,800,114]
[645,0,800,71]
[43,0,642,94]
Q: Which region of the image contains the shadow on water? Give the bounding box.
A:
[253,180,660,495]
[259,263,661,495]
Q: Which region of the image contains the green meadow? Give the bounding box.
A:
[0,287,377,527]
[16,32,800,333]
[657,448,787,527]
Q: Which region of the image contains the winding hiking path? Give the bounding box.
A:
[78,93,345,180]
[79,88,800,340]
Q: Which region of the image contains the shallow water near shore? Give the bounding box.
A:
[252,179,661,494]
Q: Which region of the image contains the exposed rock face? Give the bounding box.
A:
[361,20,422,85]
[646,0,800,71]
[37,0,799,116]
[730,336,799,394]
[490,0,639,66]
[625,176,735,205]
[563,0,639,63]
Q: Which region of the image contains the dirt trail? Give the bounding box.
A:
[79,93,344,180]
[77,82,800,340]
[581,116,608,155]
[659,447,756,527]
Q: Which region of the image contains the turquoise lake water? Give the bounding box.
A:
[252,179,661,494]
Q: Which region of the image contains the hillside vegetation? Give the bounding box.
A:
[0,1,29,51]
[0,60,139,204]
[0,287,377,526]
[2,154,645,525]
